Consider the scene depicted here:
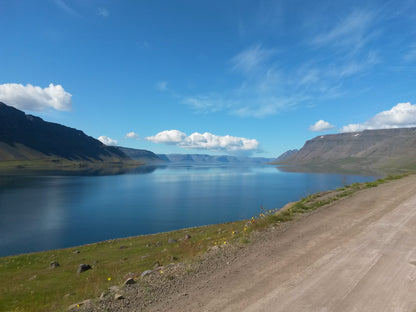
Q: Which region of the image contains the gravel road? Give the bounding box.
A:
[85,175,416,312]
[150,175,416,312]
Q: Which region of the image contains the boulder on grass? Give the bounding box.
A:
[77,264,91,274]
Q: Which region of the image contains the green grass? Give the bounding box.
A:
[0,222,249,312]
[0,158,141,175]
[0,172,411,312]
[242,173,411,232]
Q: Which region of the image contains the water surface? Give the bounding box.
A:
[0,165,375,256]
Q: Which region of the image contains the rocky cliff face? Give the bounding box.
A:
[276,128,416,173]
[0,102,129,162]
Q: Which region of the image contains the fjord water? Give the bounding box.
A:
[0,165,375,257]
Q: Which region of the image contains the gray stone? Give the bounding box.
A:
[184,234,192,240]
[153,261,161,269]
[29,275,38,280]
[168,238,177,244]
[208,245,220,252]
[73,250,80,254]
[63,292,76,298]
[77,264,91,274]
[108,285,121,293]
[49,261,60,269]
[68,299,91,310]
[123,278,136,286]
[114,294,124,300]
[141,270,153,278]
[99,291,108,300]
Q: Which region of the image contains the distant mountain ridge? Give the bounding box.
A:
[117,147,163,163]
[275,128,416,173]
[158,153,274,165]
[273,149,299,162]
[0,102,129,163]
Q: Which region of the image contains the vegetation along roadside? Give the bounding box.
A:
[0,173,410,312]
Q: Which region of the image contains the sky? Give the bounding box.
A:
[1,0,416,158]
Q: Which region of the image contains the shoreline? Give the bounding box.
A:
[1,173,411,311]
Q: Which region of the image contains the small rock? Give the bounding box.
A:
[168,238,177,244]
[123,278,136,286]
[124,272,137,279]
[99,291,108,300]
[29,275,38,281]
[108,285,121,293]
[208,245,220,252]
[141,270,153,278]
[77,264,91,274]
[184,234,192,240]
[141,254,150,259]
[73,250,80,254]
[119,245,128,249]
[114,294,124,300]
[49,261,60,269]
[64,292,76,298]
[156,241,162,247]
[68,299,91,310]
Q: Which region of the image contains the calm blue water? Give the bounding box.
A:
[0,165,376,256]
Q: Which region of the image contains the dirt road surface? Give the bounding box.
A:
[148,175,416,312]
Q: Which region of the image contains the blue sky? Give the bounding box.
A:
[1,0,416,157]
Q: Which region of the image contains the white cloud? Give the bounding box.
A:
[0,83,72,111]
[231,45,274,75]
[125,132,139,139]
[155,80,168,92]
[146,130,187,144]
[146,130,259,153]
[341,102,416,132]
[309,120,335,132]
[312,10,374,51]
[183,94,227,113]
[98,136,118,146]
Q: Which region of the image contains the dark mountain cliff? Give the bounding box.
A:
[0,102,129,162]
[276,128,416,173]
